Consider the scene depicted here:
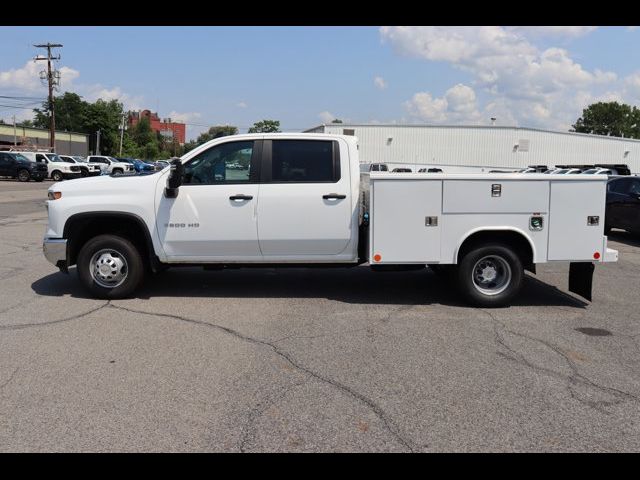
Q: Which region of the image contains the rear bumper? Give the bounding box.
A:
[43,238,68,272]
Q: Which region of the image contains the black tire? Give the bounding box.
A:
[456,243,524,308]
[112,169,123,176]
[17,169,30,182]
[80,168,89,177]
[51,170,64,182]
[77,234,144,299]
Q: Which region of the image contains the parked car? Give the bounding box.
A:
[553,168,583,175]
[0,151,47,182]
[583,168,613,175]
[418,167,443,173]
[115,157,156,173]
[86,156,134,175]
[369,163,389,172]
[392,168,412,173]
[155,160,171,169]
[10,151,81,181]
[605,176,640,235]
[59,155,102,177]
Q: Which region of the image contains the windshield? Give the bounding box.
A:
[10,153,29,162]
[48,154,65,163]
[73,156,87,162]
[61,156,77,163]
[582,169,597,174]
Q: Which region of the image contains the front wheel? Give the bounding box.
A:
[51,170,64,182]
[456,244,523,308]
[77,234,144,299]
[17,169,30,182]
[112,169,123,176]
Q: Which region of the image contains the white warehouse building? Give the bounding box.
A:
[304,124,640,174]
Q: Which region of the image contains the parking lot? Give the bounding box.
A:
[1,179,639,452]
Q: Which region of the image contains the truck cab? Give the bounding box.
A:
[43,133,617,307]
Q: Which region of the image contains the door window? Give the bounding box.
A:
[183,141,255,185]
[270,140,338,183]
[608,179,631,194]
[630,180,640,196]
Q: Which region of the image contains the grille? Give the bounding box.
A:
[70,165,80,172]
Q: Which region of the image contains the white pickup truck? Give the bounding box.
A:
[86,155,134,175]
[43,133,618,307]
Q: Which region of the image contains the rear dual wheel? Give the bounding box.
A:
[456,243,524,308]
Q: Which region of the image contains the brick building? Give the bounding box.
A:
[128,109,186,145]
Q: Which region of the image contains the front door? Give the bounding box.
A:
[156,139,262,261]
[257,138,353,258]
[0,153,12,176]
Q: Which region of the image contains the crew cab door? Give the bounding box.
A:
[156,139,262,261]
[0,153,12,175]
[257,138,353,258]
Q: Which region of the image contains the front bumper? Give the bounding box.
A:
[62,172,82,179]
[43,238,68,272]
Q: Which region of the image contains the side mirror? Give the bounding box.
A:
[165,157,184,198]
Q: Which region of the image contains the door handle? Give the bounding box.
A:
[229,194,253,201]
[322,193,346,200]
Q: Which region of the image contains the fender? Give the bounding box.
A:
[453,226,538,264]
[63,211,163,271]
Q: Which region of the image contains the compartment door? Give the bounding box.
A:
[548,181,606,261]
[371,179,442,263]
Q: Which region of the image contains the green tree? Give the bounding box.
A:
[34,92,89,132]
[183,125,238,153]
[248,119,280,133]
[572,101,640,139]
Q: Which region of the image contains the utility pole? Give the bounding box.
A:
[96,130,101,155]
[119,113,126,156]
[34,43,63,151]
[12,115,16,146]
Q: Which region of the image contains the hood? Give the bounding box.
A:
[49,168,167,194]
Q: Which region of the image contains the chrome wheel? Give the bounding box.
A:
[90,249,129,288]
[472,255,512,296]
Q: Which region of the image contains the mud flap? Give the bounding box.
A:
[569,262,595,302]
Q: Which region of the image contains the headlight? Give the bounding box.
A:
[48,191,62,200]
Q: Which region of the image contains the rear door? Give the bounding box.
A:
[620,178,640,230]
[257,138,352,257]
[0,153,11,176]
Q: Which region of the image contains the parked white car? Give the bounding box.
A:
[59,155,102,177]
[582,168,613,175]
[42,133,618,307]
[10,151,82,181]
[86,155,134,175]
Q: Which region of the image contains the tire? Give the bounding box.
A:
[456,243,524,308]
[80,168,89,177]
[51,170,64,182]
[112,169,123,176]
[77,234,145,299]
[17,169,30,182]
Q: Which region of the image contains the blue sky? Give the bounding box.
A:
[1,26,639,139]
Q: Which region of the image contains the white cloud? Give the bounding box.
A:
[405,84,482,124]
[318,110,337,123]
[381,26,619,129]
[0,61,79,92]
[166,111,202,124]
[374,76,387,90]
[236,101,248,108]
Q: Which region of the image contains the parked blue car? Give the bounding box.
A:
[115,157,155,173]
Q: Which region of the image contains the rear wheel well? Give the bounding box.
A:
[65,214,154,269]
[457,230,534,271]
